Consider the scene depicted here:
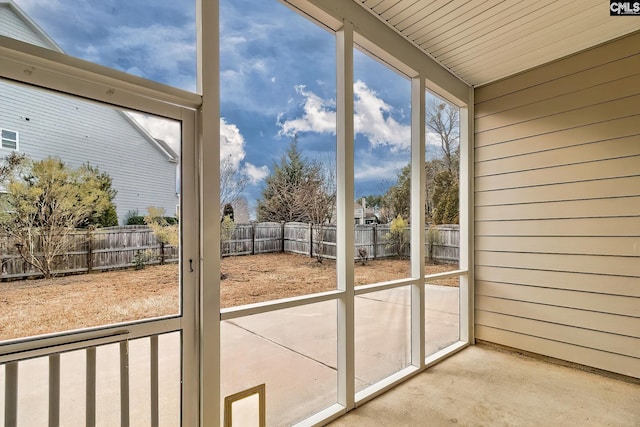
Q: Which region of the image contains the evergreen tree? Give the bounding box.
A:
[256,137,328,223]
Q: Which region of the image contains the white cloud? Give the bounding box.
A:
[244,163,270,184]
[127,112,181,154]
[220,118,269,184]
[220,35,247,51]
[278,85,336,137]
[353,152,408,182]
[426,131,442,146]
[353,81,410,151]
[220,118,248,170]
[130,115,268,184]
[278,81,410,151]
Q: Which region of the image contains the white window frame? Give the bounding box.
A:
[208,2,473,425]
[0,0,473,425]
[0,33,201,427]
[1,128,18,150]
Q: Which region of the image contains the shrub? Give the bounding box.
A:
[95,205,119,227]
[145,207,179,265]
[357,247,368,266]
[133,249,154,270]
[385,215,409,258]
[126,215,146,225]
[427,225,441,262]
[126,213,177,226]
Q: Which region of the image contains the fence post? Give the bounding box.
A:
[281,222,285,252]
[86,228,94,273]
[251,223,256,255]
[309,223,313,258]
[373,224,377,259]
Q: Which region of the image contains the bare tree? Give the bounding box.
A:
[220,154,249,215]
[308,158,336,263]
[426,98,460,224]
[426,98,459,178]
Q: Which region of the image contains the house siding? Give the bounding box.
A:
[0,79,178,223]
[0,4,53,49]
[473,32,640,378]
[0,3,178,224]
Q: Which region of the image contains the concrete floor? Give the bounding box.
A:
[329,344,640,427]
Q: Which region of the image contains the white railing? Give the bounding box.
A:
[1,321,178,427]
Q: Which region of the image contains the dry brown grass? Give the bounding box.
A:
[0,253,458,341]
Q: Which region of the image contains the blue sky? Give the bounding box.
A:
[14,0,429,216]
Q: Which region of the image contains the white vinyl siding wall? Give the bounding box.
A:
[0,79,178,224]
[0,3,57,49]
[473,31,640,379]
[0,3,178,224]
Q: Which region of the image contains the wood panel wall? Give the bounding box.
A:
[473,31,640,378]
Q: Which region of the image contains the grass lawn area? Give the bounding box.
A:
[0,252,459,341]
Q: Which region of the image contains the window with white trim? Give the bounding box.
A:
[1,129,18,150]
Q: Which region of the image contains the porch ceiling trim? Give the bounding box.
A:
[355,0,640,87]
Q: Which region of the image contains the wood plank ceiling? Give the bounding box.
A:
[356,0,640,86]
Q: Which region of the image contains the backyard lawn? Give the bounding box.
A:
[0,252,459,341]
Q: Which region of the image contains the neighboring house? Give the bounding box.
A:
[0,1,179,224]
[354,200,378,225]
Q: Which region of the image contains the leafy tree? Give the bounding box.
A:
[0,152,26,182]
[220,213,236,256]
[81,164,118,228]
[379,99,460,224]
[424,158,444,222]
[0,157,114,279]
[256,137,329,223]
[144,206,179,265]
[432,170,459,224]
[382,165,411,221]
[384,214,409,258]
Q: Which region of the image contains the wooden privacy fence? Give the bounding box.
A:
[0,226,178,280]
[0,223,458,280]
[222,222,459,264]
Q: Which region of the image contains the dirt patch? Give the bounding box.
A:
[0,253,459,341]
[221,253,459,307]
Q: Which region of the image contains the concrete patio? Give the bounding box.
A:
[329,344,640,427]
[4,286,637,426]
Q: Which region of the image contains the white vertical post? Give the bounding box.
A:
[119,341,130,427]
[198,0,221,425]
[180,107,200,427]
[458,87,474,344]
[86,347,96,427]
[4,362,18,427]
[48,354,60,427]
[336,20,355,411]
[410,76,426,368]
